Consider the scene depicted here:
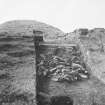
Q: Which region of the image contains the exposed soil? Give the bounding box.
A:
[36,28,105,105]
[0,36,36,105]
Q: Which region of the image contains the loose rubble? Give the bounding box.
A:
[37,44,89,83]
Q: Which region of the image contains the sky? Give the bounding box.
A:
[0,0,105,32]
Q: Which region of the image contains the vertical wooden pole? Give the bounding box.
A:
[33,30,43,105]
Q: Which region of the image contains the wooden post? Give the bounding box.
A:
[33,30,44,105]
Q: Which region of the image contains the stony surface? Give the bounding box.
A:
[36,28,105,105]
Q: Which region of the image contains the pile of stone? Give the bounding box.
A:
[37,44,89,83]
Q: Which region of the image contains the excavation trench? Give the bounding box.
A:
[34,34,92,105]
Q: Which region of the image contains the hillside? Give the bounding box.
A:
[1,20,105,105]
[0,20,64,105]
[0,20,64,39]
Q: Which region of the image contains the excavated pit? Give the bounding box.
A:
[35,35,91,105]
